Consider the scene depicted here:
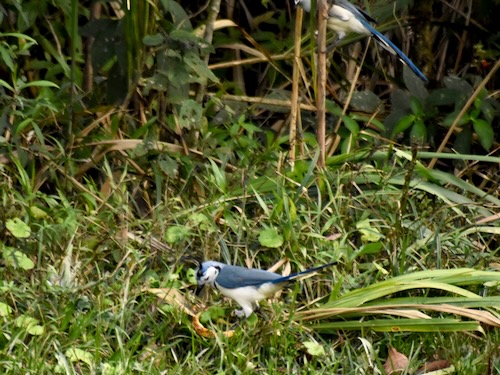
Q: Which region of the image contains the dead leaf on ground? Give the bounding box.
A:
[416,359,452,374]
[383,347,409,374]
[148,287,196,316]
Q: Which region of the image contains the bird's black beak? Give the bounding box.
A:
[195,284,205,296]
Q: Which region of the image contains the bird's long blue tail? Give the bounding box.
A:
[362,20,428,82]
[271,262,336,284]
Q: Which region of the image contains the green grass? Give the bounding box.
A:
[1,0,499,373]
[1,146,499,374]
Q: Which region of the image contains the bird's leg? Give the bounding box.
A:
[230,308,253,330]
[230,301,259,329]
[233,302,254,319]
[326,39,339,52]
[326,33,344,53]
[255,305,271,321]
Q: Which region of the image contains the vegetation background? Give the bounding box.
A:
[0,0,499,373]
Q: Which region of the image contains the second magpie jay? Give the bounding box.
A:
[295,0,428,82]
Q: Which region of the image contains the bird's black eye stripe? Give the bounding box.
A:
[197,265,221,277]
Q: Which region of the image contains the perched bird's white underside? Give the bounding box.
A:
[328,5,372,39]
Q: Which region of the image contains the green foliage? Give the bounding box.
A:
[0,0,499,373]
[258,227,284,248]
[386,73,498,153]
[299,268,500,332]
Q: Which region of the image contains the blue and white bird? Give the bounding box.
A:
[196,260,335,318]
[295,0,428,82]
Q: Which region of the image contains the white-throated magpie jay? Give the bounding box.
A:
[295,0,428,82]
[196,260,335,318]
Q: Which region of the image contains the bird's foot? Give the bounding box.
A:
[326,38,341,53]
[234,309,246,318]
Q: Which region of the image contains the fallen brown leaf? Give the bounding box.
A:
[416,359,451,374]
[383,347,409,374]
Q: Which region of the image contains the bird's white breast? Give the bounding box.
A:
[328,5,371,36]
[216,282,283,304]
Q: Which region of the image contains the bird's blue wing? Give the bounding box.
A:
[216,265,282,289]
[335,0,377,24]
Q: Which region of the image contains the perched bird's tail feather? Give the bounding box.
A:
[362,21,428,82]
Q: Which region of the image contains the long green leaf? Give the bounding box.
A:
[309,318,483,333]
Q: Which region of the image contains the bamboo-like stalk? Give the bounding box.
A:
[290,7,305,171]
[316,0,328,169]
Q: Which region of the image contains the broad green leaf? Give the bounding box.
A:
[5,218,31,238]
[342,115,360,136]
[30,206,48,219]
[183,52,219,84]
[472,118,494,151]
[15,315,44,335]
[240,121,262,134]
[410,120,427,145]
[0,302,12,317]
[409,97,424,116]
[443,75,472,96]
[258,228,284,248]
[325,100,343,116]
[189,213,211,226]
[481,99,495,122]
[403,66,428,100]
[443,110,469,127]
[427,88,461,106]
[303,341,325,356]
[15,315,38,328]
[453,125,472,155]
[165,225,190,243]
[158,155,179,178]
[2,247,35,270]
[391,115,415,137]
[350,90,381,113]
[355,242,383,259]
[178,99,203,129]
[66,348,93,366]
[143,33,164,46]
[200,305,226,323]
[356,218,382,242]
[28,325,44,335]
[160,2,192,30]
